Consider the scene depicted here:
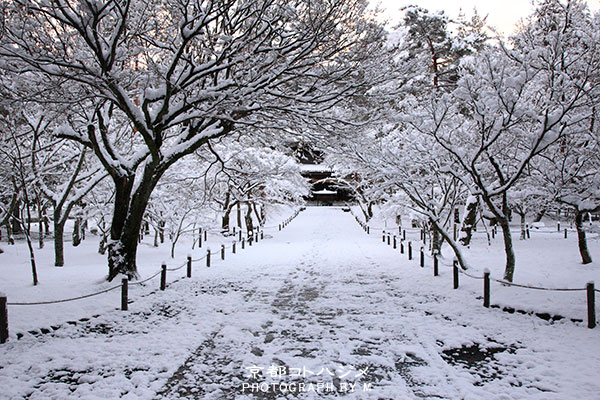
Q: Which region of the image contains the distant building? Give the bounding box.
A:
[299,164,353,205]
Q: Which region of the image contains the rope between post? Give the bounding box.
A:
[459,269,485,280]
[7,284,122,306]
[191,255,207,262]
[490,278,587,292]
[129,270,163,286]
[166,261,187,272]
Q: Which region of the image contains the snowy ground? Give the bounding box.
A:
[1,207,600,399]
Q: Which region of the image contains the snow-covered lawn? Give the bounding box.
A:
[1,207,599,399]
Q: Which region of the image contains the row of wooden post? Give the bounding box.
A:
[451,262,595,329]
[377,227,596,330]
[2,210,307,344]
[123,227,269,309]
[279,209,301,231]
[129,222,276,306]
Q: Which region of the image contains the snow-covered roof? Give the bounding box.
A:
[300,164,333,173]
[312,189,338,195]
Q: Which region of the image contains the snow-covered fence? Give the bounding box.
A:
[1,209,304,344]
[354,212,599,330]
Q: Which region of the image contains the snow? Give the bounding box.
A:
[299,164,332,173]
[311,189,337,195]
[1,207,600,399]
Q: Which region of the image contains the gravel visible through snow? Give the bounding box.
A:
[1,207,599,399]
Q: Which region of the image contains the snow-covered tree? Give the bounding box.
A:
[408,0,599,281]
[208,138,308,232]
[28,114,107,266]
[1,0,386,280]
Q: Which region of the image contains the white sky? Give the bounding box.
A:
[369,0,600,35]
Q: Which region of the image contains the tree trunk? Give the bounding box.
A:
[54,217,65,267]
[236,202,242,229]
[459,196,478,246]
[72,217,82,247]
[533,208,546,222]
[575,209,592,264]
[221,211,231,232]
[11,207,22,234]
[159,220,165,243]
[432,225,441,255]
[498,216,516,282]
[98,233,107,255]
[37,201,44,249]
[429,218,468,270]
[6,221,14,245]
[221,209,231,232]
[171,236,177,259]
[24,228,38,286]
[221,191,231,231]
[252,203,263,226]
[357,200,369,222]
[519,212,526,240]
[81,218,87,241]
[245,203,254,235]
[107,171,160,281]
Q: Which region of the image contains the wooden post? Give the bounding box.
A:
[382,231,385,242]
[588,282,596,329]
[453,260,459,289]
[402,229,406,240]
[221,245,225,260]
[393,236,397,249]
[187,255,192,278]
[249,236,253,246]
[564,228,568,239]
[400,240,404,254]
[204,230,207,241]
[492,229,495,239]
[433,254,439,276]
[241,238,245,249]
[206,250,211,267]
[557,222,560,232]
[232,241,236,254]
[238,231,242,241]
[233,227,236,235]
[453,223,457,241]
[399,226,401,235]
[420,247,424,268]
[387,234,390,245]
[199,229,203,248]
[160,263,167,291]
[279,224,281,231]
[367,226,370,234]
[1,293,8,344]
[526,224,530,239]
[408,241,412,260]
[121,278,128,311]
[483,270,490,308]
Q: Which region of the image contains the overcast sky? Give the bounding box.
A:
[370,0,600,35]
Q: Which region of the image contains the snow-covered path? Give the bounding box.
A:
[1,207,599,399]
